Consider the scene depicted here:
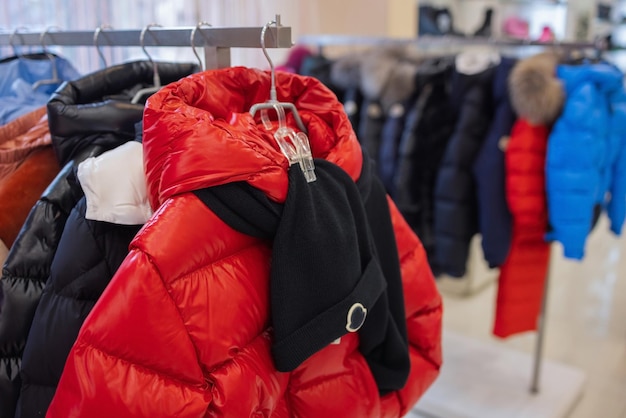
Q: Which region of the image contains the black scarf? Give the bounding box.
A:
[193,152,409,395]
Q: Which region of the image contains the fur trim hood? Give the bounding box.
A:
[508,52,565,125]
[331,46,424,112]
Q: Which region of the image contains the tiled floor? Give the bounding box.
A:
[416,215,626,418]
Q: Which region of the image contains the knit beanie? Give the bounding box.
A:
[270,159,387,370]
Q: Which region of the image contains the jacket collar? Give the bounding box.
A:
[142,67,363,209]
[47,60,198,166]
[77,141,152,225]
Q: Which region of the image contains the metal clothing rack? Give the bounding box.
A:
[298,33,605,400]
[298,33,608,55]
[298,35,607,50]
[0,16,293,69]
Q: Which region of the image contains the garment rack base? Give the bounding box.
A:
[407,331,586,418]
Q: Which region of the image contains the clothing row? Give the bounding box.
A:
[0,51,442,417]
[292,46,626,338]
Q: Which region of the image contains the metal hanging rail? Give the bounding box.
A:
[298,34,607,54]
[0,27,292,48]
[0,17,293,69]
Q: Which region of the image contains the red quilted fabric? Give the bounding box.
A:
[494,118,551,338]
[47,68,442,417]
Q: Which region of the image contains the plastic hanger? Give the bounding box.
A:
[190,21,212,71]
[269,103,316,182]
[32,27,62,91]
[131,23,162,104]
[93,24,113,69]
[249,17,315,182]
[249,17,308,134]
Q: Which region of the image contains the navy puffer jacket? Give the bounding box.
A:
[472,57,517,268]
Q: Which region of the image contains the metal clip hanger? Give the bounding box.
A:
[32,26,62,91]
[250,16,315,182]
[191,21,212,71]
[93,24,113,69]
[131,23,162,104]
[249,15,307,134]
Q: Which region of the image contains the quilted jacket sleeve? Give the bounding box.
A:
[46,249,210,418]
[383,198,442,417]
[608,96,626,235]
[0,162,79,418]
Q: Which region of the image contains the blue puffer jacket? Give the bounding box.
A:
[0,54,80,125]
[546,64,625,259]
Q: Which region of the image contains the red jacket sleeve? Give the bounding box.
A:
[382,198,443,417]
[47,250,211,418]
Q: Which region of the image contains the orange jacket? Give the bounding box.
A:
[494,119,550,338]
[48,68,442,418]
[0,107,58,257]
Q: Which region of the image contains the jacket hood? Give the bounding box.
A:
[331,47,423,111]
[77,141,152,225]
[557,63,624,95]
[143,67,362,209]
[47,60,198,167]
[508,52,564,125]
[455,47,501,76]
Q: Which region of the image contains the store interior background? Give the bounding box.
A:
[6,0,623,72]
[2,0,626,417]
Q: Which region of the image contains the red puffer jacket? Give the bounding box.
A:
[47,68,442,418]
[493,119,550,338]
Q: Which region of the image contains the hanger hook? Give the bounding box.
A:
[140,23,162,88]
[40,26,61,54]
[260,19,278,102]
[140,23,162,66]
[190,21,212,71]
[9,27,29,57]
[260,20,276,72]
[93,24,113,68]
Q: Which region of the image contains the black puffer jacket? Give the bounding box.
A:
[0,61,197,418]
[392,57,456,264]
[0,162,80,418]
[342,87,363,133]
[330,54,363,138]
[301,54,363,129]
[16,139,146,417]
[433,63,496,277]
